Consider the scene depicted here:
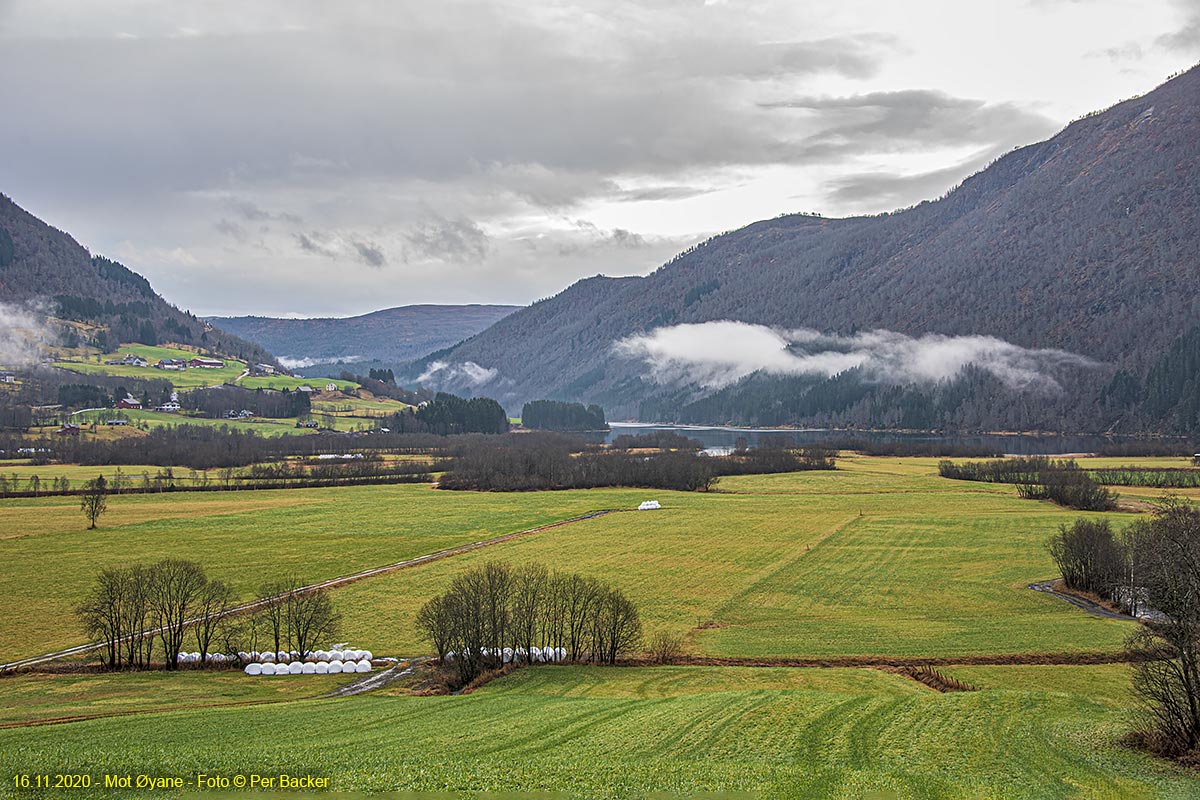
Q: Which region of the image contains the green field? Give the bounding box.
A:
[0,666,1193,798]
[54,345,247,389]
[67,408,310,437]
[239,375,358,392]
[0,484,654,660]
[1,455,1195,797]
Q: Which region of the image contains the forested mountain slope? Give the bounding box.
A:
[0,194,277,366]
[210,304,518,368]
[412,66,1200,432]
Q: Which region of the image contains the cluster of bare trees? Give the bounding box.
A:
[1123,501,1200,759]
[940,457,1117,510]
[416,562,642,687]
[76,564,338,670]
[1050,501,1200,759]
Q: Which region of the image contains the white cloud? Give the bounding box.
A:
[614,321,1098,391]
[417,360,499,387]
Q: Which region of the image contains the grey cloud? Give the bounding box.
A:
[614,185,719,203]
[823,149,998,208]
[352,239,386,268]
[763,90,1058,161]
[405,216,489,263]
[0,300,56,366]
[1158,3,1200,52]
[295,232,336,258]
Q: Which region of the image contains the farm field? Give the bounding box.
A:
[53,344,247,389]
[0,670,354,727]
[1,455,1195,798]
[334,465,1136,659]
[0,665,1194,798]
[67,408,308,437]
[239,375,358,392]
[0,484,655,661]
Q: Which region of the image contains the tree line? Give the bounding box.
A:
[437,433,717,491]
[521,399,608,431]
[385,392,509,435]
[76,563,339,670]
[416,561,641,688]
[1049,502,1200,759]
[938,457,1118,511]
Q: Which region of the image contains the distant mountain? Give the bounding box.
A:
[409,66,1200,433]
[209,305,519,369]
[0,194,277,367]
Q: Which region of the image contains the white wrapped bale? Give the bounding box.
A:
[260,663,276,675]
[328,650,344,661]
[502,648,513,664]
[361,650,373,662]
[287,661,303,674]
[245,663,263,676]
[261,652,275,663]
[328,660,343,674]
[354,660,371,673]
[290,650,300,660]
[529,646,543,662]
[302,662,317,674]
[277,651,290,662]
[304,652,317,663]
[315,661,329,674]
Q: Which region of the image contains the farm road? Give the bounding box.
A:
[1028,581,1135,620]
[0,510,623,673]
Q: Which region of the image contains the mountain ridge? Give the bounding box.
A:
[408,66,1200,431]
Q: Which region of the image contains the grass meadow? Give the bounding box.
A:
[0,455,1195,797]
[0,666,1194,798]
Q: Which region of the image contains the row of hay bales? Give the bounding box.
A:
[244,659,372,675]
[175,648,373,665]
[445,646,567,664]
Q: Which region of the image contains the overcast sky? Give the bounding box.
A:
[1,1,1197,317]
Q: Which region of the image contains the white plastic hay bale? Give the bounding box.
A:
[529,646,541,662]
[444,651,455,662]
[637,500,661,511]
[555,647,567,662]
[328,660,343,674]
[361,650,373,662]
[288,661,303,674]
[261,652,275,663]
[245,663,263,676]
[304,652,317,663]
[315,650,329,661]
[176,652,187,664]
[260,663,276,675]
[516,647,527,661]
[315,661,329,674]
[238,651,250,662]
[355,660,372,673]
[302,662,317,674]
[290,650,300,660]
[502,648,513,664]
[277,651,290,662]
[328,649,344,661]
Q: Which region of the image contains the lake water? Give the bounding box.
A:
[604,423,1168,456]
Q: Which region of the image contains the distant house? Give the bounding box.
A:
[116,397,142,410]
[0,372,15,383]
[155,402,181,412]
[157,358,186,370]
[58,423,81,435]
[255,363,277,375]
[121,354,149,367]
[189,357,225,369]
[297,385,314,393]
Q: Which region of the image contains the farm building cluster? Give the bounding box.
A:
[104,353,227,371]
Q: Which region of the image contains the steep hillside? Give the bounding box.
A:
[0,194,277,367]
[209,304,518,368]
[412,67,1200,431]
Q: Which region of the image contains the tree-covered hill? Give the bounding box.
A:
[209,304,518,369]
[0,193,278,366]
[410,65,1200,433]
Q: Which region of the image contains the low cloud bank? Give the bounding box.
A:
[0,301,55,367]
[417,360,498,386]
[613,321,1097,391]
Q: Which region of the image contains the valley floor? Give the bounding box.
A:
[0,456,1197,797]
